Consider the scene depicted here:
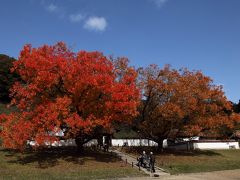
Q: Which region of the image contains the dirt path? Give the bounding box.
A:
[119,169,240,180]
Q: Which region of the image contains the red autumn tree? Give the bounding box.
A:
[0,42,140,150]
[138,64,240,150]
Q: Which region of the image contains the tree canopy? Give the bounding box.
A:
[1,43,239,151]
[138,65,240,149]
[0,42,140,150]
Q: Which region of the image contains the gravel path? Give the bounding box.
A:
[118,169,240,180]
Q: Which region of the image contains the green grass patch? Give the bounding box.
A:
[0,147,145,179]
[159,149,240,174]
[120,146,240,174]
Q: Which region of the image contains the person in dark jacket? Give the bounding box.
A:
[149,152,155,173]
[137,151,147,167]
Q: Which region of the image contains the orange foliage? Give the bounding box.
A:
[0,42,140,150]
[138,65,240,145]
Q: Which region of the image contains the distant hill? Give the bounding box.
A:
[0,54,20,103]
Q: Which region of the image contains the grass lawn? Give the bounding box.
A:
[0,147,145,180]
[120,147,240,174]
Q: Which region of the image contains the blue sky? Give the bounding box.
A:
[0,0,240,103]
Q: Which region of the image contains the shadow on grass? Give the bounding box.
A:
[2,147,121,169]
[122,146,222,157]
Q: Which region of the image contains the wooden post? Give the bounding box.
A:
[132,162,133,167]
[125,159,127,164]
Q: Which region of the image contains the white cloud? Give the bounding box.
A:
[46,3,58,12]
[151,0,169,8]
[84,16,107,32]
[69,13,85,23]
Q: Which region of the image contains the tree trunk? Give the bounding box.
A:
[97,135,103,149]
[157,138,164,152]
[75,137,84,153]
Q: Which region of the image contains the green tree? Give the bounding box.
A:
[0,54,20,102]
[233,100,240,113]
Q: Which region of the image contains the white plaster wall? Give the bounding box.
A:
[50,139,158,147]
[111,139,158,146]
[52,139,77,146]
[193,142,239,150]
[28,139,239,150]
[28,139,161,147]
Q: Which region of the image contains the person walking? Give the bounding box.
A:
[149,152,155,173]
[142,151,148,167]
[138,151,147,167]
